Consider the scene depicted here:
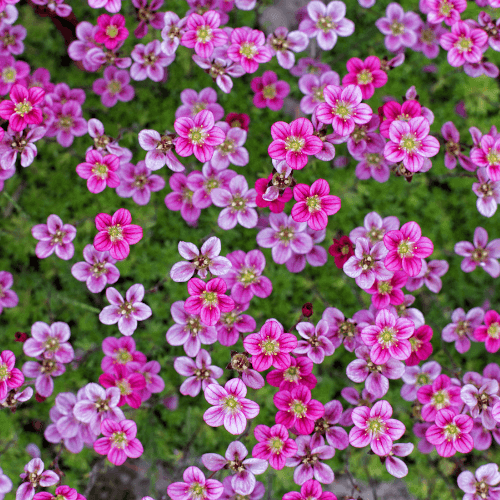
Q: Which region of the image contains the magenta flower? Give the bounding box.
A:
[99,364,146,408]
[379,99,424,139]
[99,284,152,336]
[243,319,297,371]
[342,56,388,100]
[454,226,500,278]
[474,310,500,353]
[426,408,473,457]
[406,325,433,366]
[94,14,128,50]
[138,129,184,172]
[0,84,44,132]
[457,464,500,500]
[203,378,259,435]
[116,161,165,205]
[298,1,354,50]
[274,386,324,435]
[185,277,234,327]
[424,0,466,26]
[349,400,405,456]
[33,485,79,500]
[268,118,322,170]
[440,21,488,67]
[251,71,290,112]
[227,27,273,74]
[401,360,441,401]
[174,110,225,163]
[294,320,334,364]
[31,214,76,261]
[16,459,59,500]
[316,84,372,137]
[366,271,407,309]
[93,67,135,108]
[101,336,146,372]
[202,441,268,495]
[383,221,434,277]
[165,172,201,225]
[0,271,17,315]
[23,321,74,363]
[94,419,143,466]
[0,350,23,400]
[76,150,120,194]
[181,11,228,58]
[267,27,309,69]
[94,208,143,261]
[161,12,186,56]
[176,87,224,122]
[131,0,164,38]
[167,466,223,500]
[473,168,500,218]
[441,121,475,171]
[44,101,87,148]
[0,55,30,95]
[375,3,422,52]
[283,479,336,500]
[174,349,223,397]
[417,374,462,422]
[471,134,500,181]
[130,40,173,82]
[442,307,484,354]
[0,24,26,57]
[266,356,317,392]
[252,424,297,470]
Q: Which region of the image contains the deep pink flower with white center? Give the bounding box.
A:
[442,307,484,354]
[31,214,76,261]
[440,21,488,67]
[188,163,237,209]
[283,479,336,500]
[22,359,65,398]
[417,374,463,422]
[266,27,309,70]
[101,336,146,372]
[291,179,341,231]
[454,226,500,278]
[379,100,425,139]
[99,284,152,336]
[204,378,260,435]
[92,67,135,108]
[424,0,466,25]
[76,150,120,194]
[312,400,349,450]
[244,319,297,372]
[99,364,146,409]
[346,345,405,398]
[116,161,165,206]
[474,310,500,353]
[383,221,434,277]
[426,408,473,457]
[251,71,290,112]
[202,441,268,495]
[211,174,258,230]
[274,385,324,435]
[176,88,224,122]
[130,40,173,82]
[316,84,372,137]
[350,211,400,244]
[299,70,340,116]
[167,466,223,500]
[0,84,44,132]
[342,56,388,100]
[23,321,74,363]
[406,324,433,366]
[165,172,201,225]
[285,434,334,485]
[294,320,334,364]
[405,259,449,293]
[458,463,500,500]
[73,383,124,435]
[473,168,500,218]
[174,349,223,397]
[224,250,272,304]
[268,118,323,170]
[161,12,186,56]
[16,459,59,500]
[343,237,392,289]
[94,209,143,261]
[299,1,354,50]
[210,121,249,170]
[252,424,297,471]
[227,27,272,74]
[174,109,225,163]
[0,350,23,400]
[375,3,422,52]
[138,129,184,172]
[185,277,234,327]
[181,11,227,58]
[471,134,500,181]
[0,25,25,56]
[266,356,317,392]
[94,418,143,466]
[349,400,405,456]
[366,270,407,309]
[461,379,499,430]
[0,271,17,314]
[94,14,128,50]
[401,360,441,401]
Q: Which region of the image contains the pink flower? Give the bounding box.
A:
[22,359,65,398]
[227,351,264,390]
[298,0,355,51]
[167,466,223,500]
[0,55,30,95]
[95,14,129,50]
[473,168,500,218]
[99,364,146,408]
[350,211,400,244]
[375,3,422,52]
[457,463,500,500]
[93,419,143,466]
[440,21,488,67]
[100,336,146,372]
[267,27,309,70]
[99,284,152,336]
[349,400,405,456]
[0,271,18,314]
[76,150,120,194]
[268,118,322,169]
[0,126,45,170]
[454,226,500,278]
[442,307,484,354]
[274,386,324,435]
[471,134,500,181]
[283,479,337,500]
[88,0,122,12]
[298,70,340,115]
[16,459,59,500]
[313,400,349,450]
[365,271,407,309]
[0,350,23,400]
[406,325,433,366]
[188,163,237,209]
[401,360,441,401]
[379,99,425,139]
[176,87,224,121]
[31,214,76,261]
[413,22,447,59]
[227,27,272,74]
[316,84,372,137]
[424,0,466,25]
[461,379,500,429]
[290,57,331,77]
[131,0,165,39]
[425,408,473,457]
[342,56,388,100]
[0,25,26,56]
[251,71,290,112]
[45,101,87,148]
[417,374,462,422]
[294,320,335,364]
[116,161,165,205]
[266,356,317,392]
[381,443,414,478]
[405,259,449,293]
[181,11,228,58]
[94,208,143,260]
[383,221,434,277]
[93,67,135,108]
[174,109,225,162]
[130,40,174,82]
[210,121,249,170]
[252,424,297,470]
[164,172,201,225]
[0,84,44,132]
[138,129,184,172]
[474,310,500,353]
[216,304,256,347]
[291,179,341,231]
[161,12,186,56]
[243,319,297,371]
[23,321,74,363]
[33,485,78,500]
[184,277,234,326]
[203,378,259,435]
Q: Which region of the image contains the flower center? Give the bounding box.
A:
[182,187,194,204]
[59,115,74,130]
[91,262,107,278]
[290,399,307,417]
[352,126,367,143]
[156,134,174,152]
[312,85,325,102]
[455,320,470,337]
[270,35,289,52]
[269,436,284,452]
[487,322,500,339]
[306,194,322,213]
[379,327,396,346]
[377,280,392,294]
[194,367,211,380]
[196,25,213,43]
[106,25,119,38]
[111,430,128,448]
[239,267,257,285]
[239,42,257,58]
[218,139,235,155]
[186,316,202,337]
[116,379,132,395]
[133,174,148,189]
[444,422,460,439]
[223,395,241,413]
[472,247,488,262]
[230,352,250,371]
[201,290,219,306]
[334,100,351,119]
[409,336,422,352]
[40,359,57,374]
[144,53,158,65]
[0,364,8,380]
[439,0,454,16]
[188,127,207,145]
[479,182,493,197]
[476,480,490,498]
[189,482,207,500]
[230,195,246,211]
[44,337,60,352]
[360,254,374,270]
[416,373,431,386]
[367,416,385,434]
[420,28,436,44]
[262,84,277,99]
[14,99,33,117]
[397,239,413,257]
[116,348,133,364]
[277,227,295,243]
[260,337,279,355]
[283,366,300,382]
[455,36,473,52]
[2,66,16,83]
[316,15,335,33]
[486,149,500,165]
[93,162,109,179]
[341,243,351,255]
[107,80,122,95]
[204,177,221,193]
[50,229,66,245]
[400,134,420,152]
[108,224,123,242]
[431,389,450,409]
[285,136,305,152]
[390,21,405,35]
[357,69,373,85]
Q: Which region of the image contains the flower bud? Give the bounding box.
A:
[15,332,28,342]
[302,302,313,318]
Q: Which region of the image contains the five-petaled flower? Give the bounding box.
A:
[0,84,44,132]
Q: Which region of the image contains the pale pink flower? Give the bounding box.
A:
[313,400,349,450]
[16,459,59,500]
[401,360,441,401]
[23,321,74,363]
[92,67,135,108]
[131,0,164,38]
[457,463,500,500]
[165,172,201,225]
[282,479,336,500]
[461,379,500,429]
[187,163,237,208]
[442,307,484,354]
[116,161,165,205]
[0,126,45,170]
[405,259,448,293]
[266,27,309,69]
[130,40,174,82]
[251,71,290,112]
[22,359,65,398]
[31,214,76,260]
[349,211,400,244]
[88,0,121,13]
[138,129,184,172]
[161,12,186,55]
[167,466,223,500]
[375,3,422,52]
[474,310,500,353]
[294,320,334,364]
[298,70,340,115]
[210,121,249,170]
[0,271,18,314]
[176,87,224,121]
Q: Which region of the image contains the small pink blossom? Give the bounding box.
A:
[457,463,500,500]
[294,320,335,364]
[474,310,500,353]
[283,479,337,500]
[130,40,174,82]
[0,84,44,132]
[473,168,500,218]
[266,356,317,392]
[401,360,441,402]
[16,459,59,500]
[350,211,400,244]
[0,350,23,400]
[176,87,224,122]
[181,11,228,58]
[267,27,309,69]
[298,70,340,115]
[99,364,146,409]
[210,121,249,170]
[227,27,273,74]
[116,161,165,205]
[95,14,128,50]
[0,271,18,314]
[93,67,135,108]
[442,307,484,354]
[161,12,186,56]
[471,134,500,181]
[23,321,74,363]
[406,325,434,366]
[440,21,488,67]
[251,71,290,112]
[365,271,407,309]
[76,150,120,193]
[405,259,449,293]
[138,129,184,172]
[342,56,388,100]
[423,0,466,25]
[132,0,165,39]
[252,424,297,470]
[461,379,500,429]
[312,400,349,450]
[31,214,76,261]
[167,466,223,500]
[22,358,65,398]
[375,3,422,52]
[417,374,462,422]
[165,172,201,225]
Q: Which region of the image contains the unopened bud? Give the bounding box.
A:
[302,303,313,318]
[15,332,28,342]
